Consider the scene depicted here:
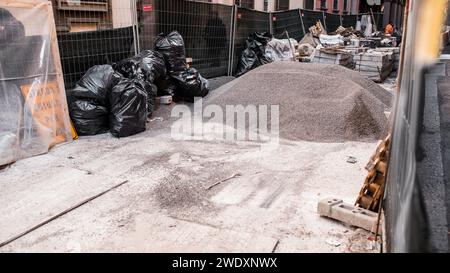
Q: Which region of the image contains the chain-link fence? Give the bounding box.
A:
[51,0,383,85]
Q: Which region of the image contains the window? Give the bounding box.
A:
[333,0,339,11]
[320,0,327,9]
[235,0,254,9]
[69,22,98,33]
[56,0,109,12]
[276,0,290,11]
[305,0,314,10]
[343,0,349,11]
[264,0,269,12]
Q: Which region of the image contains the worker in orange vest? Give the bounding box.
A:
[385,21,394,35]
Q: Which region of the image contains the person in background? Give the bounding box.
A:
[385,21,394,35]
[392,26,403,47]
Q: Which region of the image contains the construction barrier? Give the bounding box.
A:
[139,0,234,79]
[231,7,271,74]
[324,13,341,33]
[58,27,135,88]
[41,0,385,92]
[0,0,73,166]
[271,9,305,41]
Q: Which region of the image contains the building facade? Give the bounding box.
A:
[211,1,307,12]
[381,0,404,29]
[315,0,359,14]
[358,0,405,29]
[51,0,134,33]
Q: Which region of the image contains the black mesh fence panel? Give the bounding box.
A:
[341,14,357,28]
[271,9,304,41]
[373,12,384,31]
[52,0,136,88]
[58,27,135,88]
[232,7,270,74]
[50,0,387,85]
[300,10,325,32]
[138,0,233,78]
[324,13,341,33]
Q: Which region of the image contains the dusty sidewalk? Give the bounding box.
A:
[0,109,379,252]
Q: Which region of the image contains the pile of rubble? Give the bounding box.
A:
[234,15,401,84]
[296,18,401,83]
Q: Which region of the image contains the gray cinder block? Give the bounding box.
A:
[318,198,381,234]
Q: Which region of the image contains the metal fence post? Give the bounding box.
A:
[340,14,343,27]
[322,11,327,31]
[299,9,306,36]
[269,11,273,34]
[131,0,140,54]
[228,5,238,76]
[130,0,138,55]
[228,5,236,76]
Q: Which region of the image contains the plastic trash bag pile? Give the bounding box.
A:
[68,31,210,138]
[154,31,209,100]
[236,32,296,77]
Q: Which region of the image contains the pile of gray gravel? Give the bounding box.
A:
[205,62,392,142]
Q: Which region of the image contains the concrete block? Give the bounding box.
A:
[317,198,381,234]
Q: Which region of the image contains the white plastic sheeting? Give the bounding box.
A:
[319,34,344,47]
[265,38,297,62]
[0,0,72,166]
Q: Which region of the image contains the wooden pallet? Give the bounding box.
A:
[355,134,391,212]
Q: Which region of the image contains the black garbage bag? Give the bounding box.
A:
[235,48,260,77]
[154,76,177,97]
[143,82,157,117]
[173,68,209,101]
[136,50,166,82]
[113,58,139,80]
[67,65,121,136]
[113,50,166,83]
[113,51,164,117]
[68,99,109,136]
[154,31,187,75]
[70,65,120,104]
[108,78,148,138]
[235,32,274,77]
[247,32,273,52]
